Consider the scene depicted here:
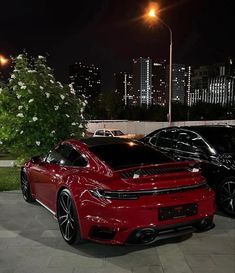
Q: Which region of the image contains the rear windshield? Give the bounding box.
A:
[89,142,173,170]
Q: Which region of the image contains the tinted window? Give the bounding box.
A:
[47,144,87,167]
[95,130,104,136]
[156,130,179,149]
[89,142,172,170]
[46,144,72,164]
[176,131,197,153]
[105,130,112,137]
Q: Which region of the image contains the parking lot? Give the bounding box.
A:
[0,191,234,273]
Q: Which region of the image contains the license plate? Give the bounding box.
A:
[158,203,198,221]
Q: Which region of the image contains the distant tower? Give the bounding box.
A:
[166,64,186,103]
[152,60,167,106]
[114,72,135,106]
[69,62,101,100]
[132,57,152,106]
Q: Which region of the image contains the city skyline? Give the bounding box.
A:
[1,0,235,91]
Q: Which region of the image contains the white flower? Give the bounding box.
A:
[65,102,68,105]
[18,105,23,110]
[17,94,21,99]
[38,55,44,59]
[32,116,38,122]
[17,113,24,118]
[29,99,34,103]
[28,70,36,73]
[11,74,16,79]
[20,130,24,135]
[16,55,23,59]
[45,92,50,98]
[54,105,59,111]
[82,132,85,137]
[60,94,65,100]
[50,80,54,84]
[18,81,24,86]
[0,141,3,145]
[21,85,26,90]
[36,141,41,146]
[79,124,83,128]
[50,130,55,134]
[28,90,32,94]
[40,86,44,90]
[70,133,75,137]
[57,81,63,88]
[71,122,76,126]
[13,86,17,91]
[65,114,70,118]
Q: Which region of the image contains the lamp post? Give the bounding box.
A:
[0,55,9,67]
[146,6,173,126]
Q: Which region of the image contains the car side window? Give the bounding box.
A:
[155,130,179,149]
[46,144,72,165]
[66,148,87,167]
[176,131,198,153]
[46,144,87,167]
[105,130,112,137]
[95,130,104,136]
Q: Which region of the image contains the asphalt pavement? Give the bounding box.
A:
[0,191,234,273]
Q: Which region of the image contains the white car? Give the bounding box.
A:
[93,129,135,139]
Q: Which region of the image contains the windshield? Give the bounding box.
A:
[89,142,172,170]
[111,130,125,136]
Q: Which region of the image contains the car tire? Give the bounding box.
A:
[217,177,235,217]
[20,171,35,203]
[57,189,84,245]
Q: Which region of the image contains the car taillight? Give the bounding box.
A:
[90,189,139,200]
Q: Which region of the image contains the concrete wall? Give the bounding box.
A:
[86,119,235,136]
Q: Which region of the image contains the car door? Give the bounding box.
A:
[30,144,73,211]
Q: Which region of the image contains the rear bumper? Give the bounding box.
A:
[77,187,215,245]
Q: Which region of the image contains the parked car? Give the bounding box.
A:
[21,137,215,245]
[93,128,135,139]
[141,125,235,216]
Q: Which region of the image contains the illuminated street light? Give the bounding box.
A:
[145,4,173,126]
[0,55,9,66]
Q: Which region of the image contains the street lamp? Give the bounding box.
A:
[145,4,173,126]
[0,55,9,66]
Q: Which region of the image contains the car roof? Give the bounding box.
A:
[95,128,122,131]
[79,137,136,147]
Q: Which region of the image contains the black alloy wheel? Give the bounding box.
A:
[218,177,235,217]
[20,171,35,203]
[57,189,83,244]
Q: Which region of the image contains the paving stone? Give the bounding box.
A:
[0,191,234,273]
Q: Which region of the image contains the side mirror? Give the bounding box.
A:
[31,156,42,164]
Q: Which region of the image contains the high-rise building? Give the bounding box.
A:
[188,59,235,107]
[132,57,152,106]
[166,64,186,103]
[113,72,136,106]
[69,62,101,100]
[152,61,167,106]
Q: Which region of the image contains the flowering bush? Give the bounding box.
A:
[0,54,87,163]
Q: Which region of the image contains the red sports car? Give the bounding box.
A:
[21,138,215,245]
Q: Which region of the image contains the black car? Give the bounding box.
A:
[141,125,235,216]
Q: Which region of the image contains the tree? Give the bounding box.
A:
[0,54,86,162]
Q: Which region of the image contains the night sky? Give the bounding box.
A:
[1,0,235,90]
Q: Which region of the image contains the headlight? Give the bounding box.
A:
[90,189,139,200]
